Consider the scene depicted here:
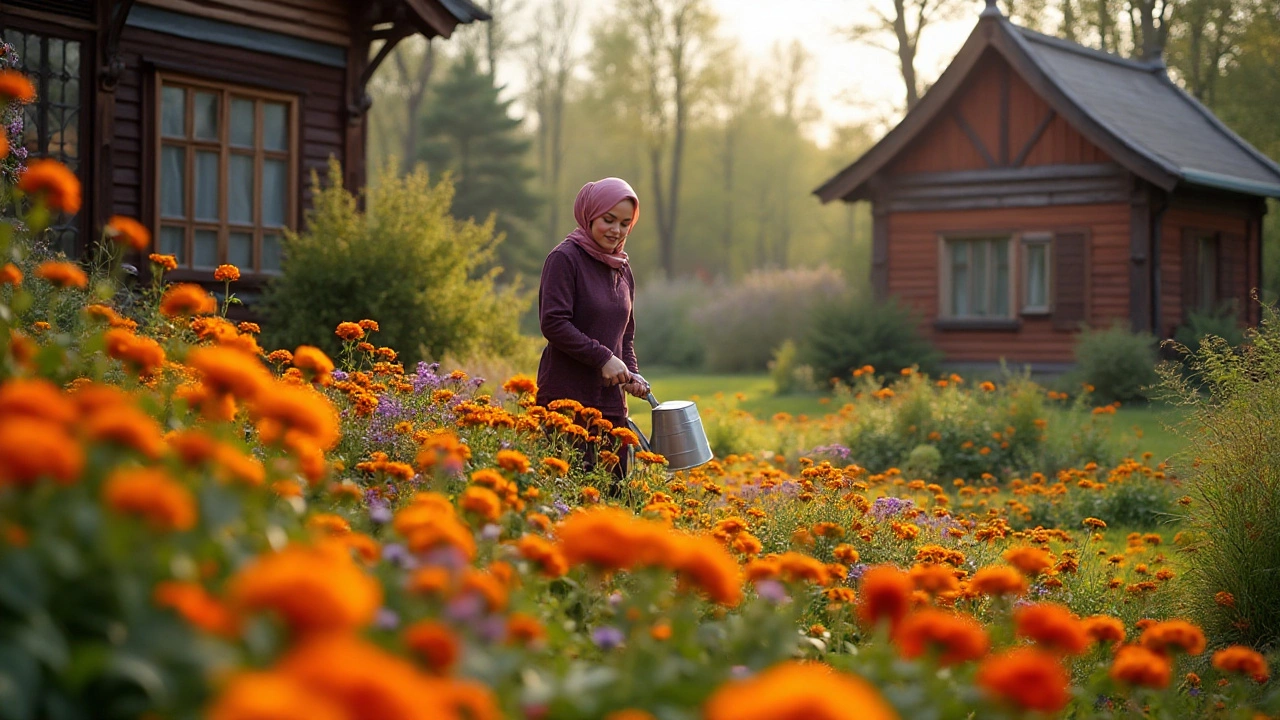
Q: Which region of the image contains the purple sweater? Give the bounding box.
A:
[536,240,637,415]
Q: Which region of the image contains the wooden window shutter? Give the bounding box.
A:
[1181,228,1198,317]
[1052,231,1088,329]
[1219,232,1244,319]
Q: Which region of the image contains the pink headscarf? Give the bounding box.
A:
[566,177,639,270]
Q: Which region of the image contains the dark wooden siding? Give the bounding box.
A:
[887,203,1131,364]
[112,26,347,224]
[136,0,351,46]
[889,52,1108,176]
[1161,203,1252,333]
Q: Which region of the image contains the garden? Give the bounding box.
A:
[4,71,1280,720]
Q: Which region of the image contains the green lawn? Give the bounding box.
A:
[626,371,1190,463]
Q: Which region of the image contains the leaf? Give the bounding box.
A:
[12,611,69,673]
[0,551,45,615]
[0,642,40,720]
[103,652,167,704]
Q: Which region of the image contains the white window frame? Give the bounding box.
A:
[1020,232,1053,315]
[938,235,1015,320]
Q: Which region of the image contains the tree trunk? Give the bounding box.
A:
[893,0,921,110]
[394,39,435,172]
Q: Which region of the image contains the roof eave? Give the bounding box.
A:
[1181,168,1280,199]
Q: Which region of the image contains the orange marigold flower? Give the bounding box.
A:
[335,321,365,341]
[502,374,537,395]
[251,382,341,450]
[104,328,166,376]
[777,551,831,585]
[227,541,382,635]
[1002,546,1054,576]
[496,449,530,473]
[160,283,216,317]
[1110,644,1172,688]
[0,377,75,426]
[833,544,860,565]
[894,609,990,665]
[18,158,81,214]
[1083,517,1108,529]
[213,264,241,282]
[102,467,197,531]
[909,563,960,595]
[84,404,166,459]
[34,260,87,289]
[506,612,546,646]
[188,345,272,401]
[556,507,673,572]
[1082,615,1127,645]
[206,671,347,720]
[1215,591,1236,608]
[976,648,1071,713]
[858,565,914,630]
[149,253,178,271]
[666,533,744,607]
[404,620,460,675]
[1014,603,1090,655]
[153,580,239,637]
[1212,646,1269,681]
[459,486,502,522]
[0,263,22,286]
[357,319,380,332]
[970,565,1027,597]
[292,345,334,385]
[237,321,261,334]
[516,534,569,577]
[611,427,640,447]
[393,495,477,559]
[0,70,36,102]
[0,418,83,487]
[703,660,899,720]
[1139,619,1207,656]
[106,215,150,251]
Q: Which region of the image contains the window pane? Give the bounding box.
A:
[993,241,1010,317]
[231,98,255,148]
[161,86,186,137]
[193,91,219,141]
[1026,244,1047,308]
[262,233,283,274]
[1199,238,1218,309]
[229,154,255,225]
[159,226,185,264]
[160,145,186,218]
[229,231,254,270]
[950,244,969,317]
[195,150,220,222]
[971,241,988,316]
[263,159,287,227]
[263,102,288,151]
[194,229,218,268]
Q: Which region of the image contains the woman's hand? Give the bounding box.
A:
[601,355,629,386]
[621,372,650,399]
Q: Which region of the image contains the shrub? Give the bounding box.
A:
[1070,323,1158,404]
[1161,304,1280,649]
[261,160,530,363]
[800,295,941,385]
[632,276,710,370]
[768,339,817,396]
[1174,303,1246,355]
[691,267,847,373]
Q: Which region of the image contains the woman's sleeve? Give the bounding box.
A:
[539,251,615,369]
[621,270,638,373]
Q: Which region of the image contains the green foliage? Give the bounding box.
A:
[1174,303,1247,353]
[419,51,541,277]
[800,295,942,385]
[903,444,942,481]
[1161,303,1280,649]
[632,276,709,370]
[261,160,530,363]
[691,268,848,373]
[1070,323,1159,404]
[768,339,815,396]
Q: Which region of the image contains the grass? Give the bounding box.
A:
[626,370,1190,462]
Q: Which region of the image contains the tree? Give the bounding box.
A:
[1166,0,1248,104]
[522,0,579,248]
[420,51,541,276]
[841,0,968,112]
[391,37,436,169]
[479,0,523,77]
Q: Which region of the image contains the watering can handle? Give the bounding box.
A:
[645,391,659,409]
[626,417,653,453]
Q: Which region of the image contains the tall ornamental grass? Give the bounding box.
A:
[1161,304,1280,649]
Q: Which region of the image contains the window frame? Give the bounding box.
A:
[1019,232,1053,315]
[1196,233,1220,312]
[152,72,299,278]
[937,233,1017,322]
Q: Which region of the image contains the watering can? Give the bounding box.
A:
[625,380,714,471]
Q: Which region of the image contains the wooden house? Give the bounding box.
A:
[1,0,487,302]
[816,0,1280,373]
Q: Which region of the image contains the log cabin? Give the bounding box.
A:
[1,0,487,305]
[816,0,1280,374]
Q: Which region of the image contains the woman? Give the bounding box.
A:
[536,177,650,477]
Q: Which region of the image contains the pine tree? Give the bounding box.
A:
[420,51,541,277]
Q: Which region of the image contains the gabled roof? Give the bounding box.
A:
[815,9,1280,203]
[385,0,491,39]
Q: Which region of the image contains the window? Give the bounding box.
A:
[3,28,86,256]
[156,76,296,275]
[1021,233,1052,314]
[942,237,1012,319]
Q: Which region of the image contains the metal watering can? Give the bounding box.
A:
[627,391,714,472]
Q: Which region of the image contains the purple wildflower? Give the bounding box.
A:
[368,503,392,525]
[445,593,485,623]
[591,625,625,650]
[871,496,915,520]
[846,563,871,582]
[806,443,852,461]
[374,607,400,630]
[754,580,790,605]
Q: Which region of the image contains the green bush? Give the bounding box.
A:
[1161,304,1280,649]
[262,160,529,363]
[800,295,941,385]
[632,276,709,370]
[691,267,847,373]
[1174,303,1246,354]
[1071,322,1158,404]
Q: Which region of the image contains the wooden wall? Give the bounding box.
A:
[136,0,351,46]
[1160,199,1256,333]
[887,203,1131,364]
[112,25,349,226]
[889,52,1108,177]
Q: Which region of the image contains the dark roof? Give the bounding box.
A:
[816,12,1280,202]
[393,0,491,39]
